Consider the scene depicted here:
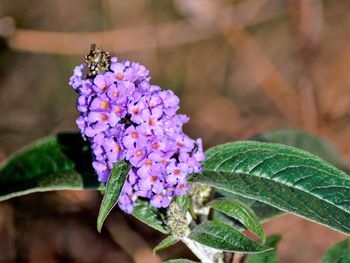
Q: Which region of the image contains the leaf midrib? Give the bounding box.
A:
[206,144,349,180]
[201,170,350,233]
[204,147,350,213]
[191,224,268,253]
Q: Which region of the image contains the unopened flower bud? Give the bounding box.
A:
[189,183,212,214]
[166,202,191,238]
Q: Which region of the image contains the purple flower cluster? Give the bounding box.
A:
[69,57,205,213]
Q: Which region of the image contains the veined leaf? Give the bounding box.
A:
[215,190,283,224]
[245,235,281,263]
[194,141,350,234]
[0,133,169,234]
[188,221,271,253]
[0,132,100,201]
[97,161,131,232]
[132,199,169,234]
[153,235,179,254]
[217,129,349,226]
[320,238,350,263]
[207,198,265,243]
[253,129,349,172]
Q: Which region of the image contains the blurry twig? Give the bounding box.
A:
[106,214,162,263]
[193,0,299,124]
[290,0,323,132]
[320,45,350,119]
[232,252,244,263]
[0,2,283,55]
[4,19,215,55]
[217,19,300,124]
[57,191,162,263]
[177,0,300,125]
[0,204,16,262]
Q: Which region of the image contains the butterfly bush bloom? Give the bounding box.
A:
[69,46,205,213]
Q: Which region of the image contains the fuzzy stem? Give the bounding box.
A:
[182,237,224,263]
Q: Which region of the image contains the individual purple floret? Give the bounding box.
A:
[69,45,205,213]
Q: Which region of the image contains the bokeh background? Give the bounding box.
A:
[0,0,349,262]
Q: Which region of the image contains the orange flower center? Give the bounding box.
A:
[177,142,184,147]
[151,175,157,182]
[152,143,159,149]
[131,132,138,139]
[115,145,121,152]
[145,160,152,166]
[136,150,143,157]
[115,107,122,114]
[113,91,119,97]
[133,109,139,114]
[149,119,154,126]
[174,169,180,175]
[101,114,108,121]
[157,193,163,198]
[101,101,109,109]
[101,85,107,91]
[179,184,185,190]
[117,74,123,80]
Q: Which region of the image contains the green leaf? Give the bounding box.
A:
[216,190,283,223]
[188,221,271,253]
[220,129,348,226]
[253,129,349,172]
[164,259,198,263]
[0,132,169,234]
[153,235,180,254]
[207,198,265,243]
[245,235,281,263]
[0,132,100,201]
[97,161,131,232]
[194,141,350,235]
[132,199,169,234]
[320,238,350,263]
[218,129,349,226]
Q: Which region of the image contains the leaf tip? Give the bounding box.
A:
[96,216,104,233]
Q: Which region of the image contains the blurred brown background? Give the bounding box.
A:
[0,0,348,262]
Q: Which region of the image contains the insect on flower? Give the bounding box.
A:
[84,44,111,77]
